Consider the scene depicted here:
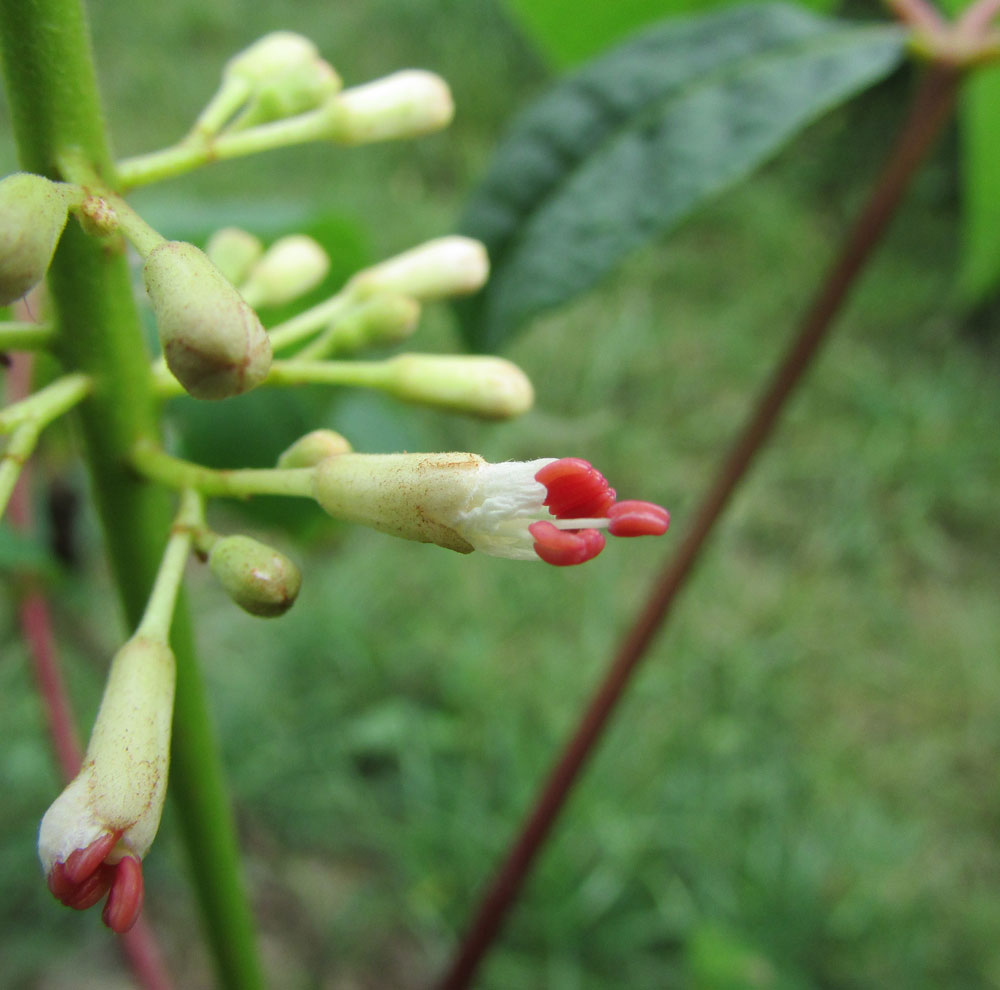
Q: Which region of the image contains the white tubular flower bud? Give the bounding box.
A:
[330,70,454,144]
[0,173,72,306]
[348,236,488,302]
[241,234,330,307]
[379,354,534,419]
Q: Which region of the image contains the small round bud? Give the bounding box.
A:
[327,294,420,352]
[382,354,534,419]
[277,429,353,469]
[143,241,272,400]
[208,534,302,617]
[204,227,263,286]
[331,70,454,144]
[349,237,488,302]
[0,172,71,306]
[241,234,329,307]
[225,32,320,85]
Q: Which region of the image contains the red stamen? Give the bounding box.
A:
[64,865,114,911]
[607,500,670,537]
[64,829,122,884]
[536,459,615,519]
[529,521,605,566]
[102,856,144,934]
[47,861,75,901]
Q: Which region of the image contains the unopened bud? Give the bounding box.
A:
[331,70,453,144]
[77,195,119,238]
[241,234,329,307]
[143,241,272,400]
[0,173,71,306]
[208,534,302,617]
[327,294,420,352]
[237,58,342,128]
[277,429,353,469]
[349,237,488,302]
[381,354,534,419]
[204,227,263,286]
[225,32,321,86]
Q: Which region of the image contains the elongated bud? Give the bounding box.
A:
[241,234,329,307]
[349,236,488,303]
[208,534,301,617]
[380,354,534,419]
[143,241,272,399]
[330,70,453,144]
[0,173,72,305]
[38,635,175,933]
[205,227,263,286]
[277,429,353,468]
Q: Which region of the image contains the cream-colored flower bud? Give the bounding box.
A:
[38,635,175,876]
[241,234,329,307]
[0,172,72,305]
[327,294,420,353]
[208,534,302,617]
[277,429,353,469]
[331,70,454,144]
[204,227,263,286]
[348,237,488,302]
[225,32,320,85]
[143,241,272,400]
[380,354,534,419]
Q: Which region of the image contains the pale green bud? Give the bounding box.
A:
[331,70,454,144]
[348,236,488,302]
[143,241,272,400]
[0,172,71,306]
[327,294,420,352]
[204,227,263,286]
[76,194,120,238]
[237,58,342,128]
[241,234,329,307]
[38,636,175,871]
[277,429,353,469]
[208,534,302,617]
[225,32,321,86]
[380,354,534,419]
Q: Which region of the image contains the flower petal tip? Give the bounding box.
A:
[607,500,671,537]
[529,521,606,566]
[102,856,145,934]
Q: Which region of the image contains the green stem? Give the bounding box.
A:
[267,291,352,352]
[131,439,316,499]
[0,421,42,519]
[0,321,56,351]
[0,4,263,988]
[0,372,92,433]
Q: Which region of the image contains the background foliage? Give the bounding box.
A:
[1,1,999,987]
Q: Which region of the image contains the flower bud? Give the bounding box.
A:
[326,294,420,353]
[204,227,263,286]
[225,32,321,86]
[277,429,353,468]
[237,58,342,128]
[241,234,329,307]
[348,236,488,302]
[143,240,272,400]
[0,172,71,306]
[207,534,302,617]
[330,70,453,144]
[380,354,534,419]
[38,635,175,932]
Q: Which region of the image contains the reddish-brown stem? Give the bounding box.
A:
[5,351,174,990]
[886,0,947,31]
[436,64,961,990]
[958,0,1000,35]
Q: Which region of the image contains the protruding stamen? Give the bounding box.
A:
[65,867,114,911]
[529,521,605,566]
[64,829,122,884]
[102,856,145,934]
[536,458,615,519]
[607,500,671,537]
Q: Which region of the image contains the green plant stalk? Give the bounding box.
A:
[0,3,263,987]
[0,321,56,350]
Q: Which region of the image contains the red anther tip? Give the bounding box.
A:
[607,500,670,537]
[529,521,605,566]
[64,865,113,911]
[102,856,144,934]
[64,829,121,884]
[535,458,614,519]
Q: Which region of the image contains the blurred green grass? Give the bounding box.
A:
[2,2,1000,988]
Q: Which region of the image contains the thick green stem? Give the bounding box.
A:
[0,3,263,987]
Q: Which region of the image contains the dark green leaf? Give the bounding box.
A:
[459,4,905,350]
